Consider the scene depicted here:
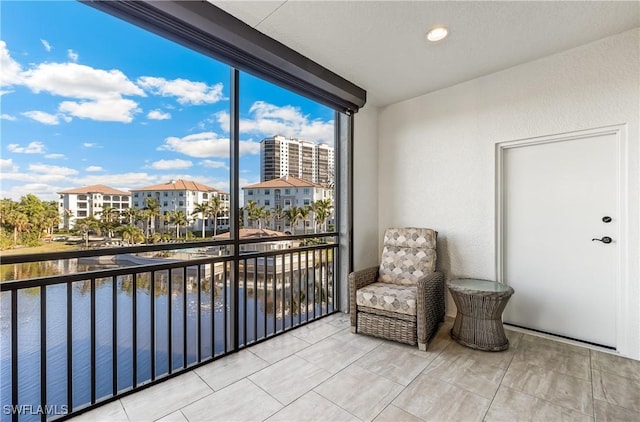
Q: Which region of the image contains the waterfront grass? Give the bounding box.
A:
[1,242,81,256]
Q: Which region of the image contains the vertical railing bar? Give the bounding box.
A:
[40,285,47,422]
[289,252,294,329]
[271,255,276,336]
[223,261,228,353]
[280,253,285,332]
[132,273,137,389]
[182,266,187,369]
[263,255,267,338]
[312,250,317,320]
[112,275,118,396]
[66,282,73,412]
[324,248,328,315]
[167,269,172,376]
[305,250,309,323]
[150,271,156,381]
[319,249,324,316]
[243,257,247,345]
[210,261,219,358]
[90,278,96,404]
[297,250,302,325]
[197,265,202,363]
[253,257,257,342]
[11,289,18,422]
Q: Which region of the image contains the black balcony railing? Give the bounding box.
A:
[0,235,338,422]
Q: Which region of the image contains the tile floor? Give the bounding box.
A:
[72,314,640,422]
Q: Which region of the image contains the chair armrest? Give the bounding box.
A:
[416,271,445,346]
[348,265,379,327]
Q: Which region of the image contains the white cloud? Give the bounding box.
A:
[158,131,260,158]
[137,76,224,105]
[67,49,79,62]
[0,183,60,201]
[0,90,14,96]
[41,39,52,52]
[7,141,45,154]
[0,41,22,87]
[28,163,78,176]
[85,166,103,172]
[21,62,145,100]
[45,153,65,159]
[76,172,159,189]
[59,98,141,123]
[200,160,228,169]
[0,158,18,172]
[148,159,193,170]
[82,142,98,148]
[0,171,71,184]
[216,101,334,142]
[1,113,16,121]
[21,110,71,125]
[147,109,171,120]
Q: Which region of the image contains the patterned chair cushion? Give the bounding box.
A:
[378,228,437,286]
[356,282,417,316]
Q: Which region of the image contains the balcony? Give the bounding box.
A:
[68,315,640,422]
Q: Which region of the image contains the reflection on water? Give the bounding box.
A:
[0,256,334,422]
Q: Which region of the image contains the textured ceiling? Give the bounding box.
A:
[210,1,640,107]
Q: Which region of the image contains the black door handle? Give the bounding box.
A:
[592,236,613,244]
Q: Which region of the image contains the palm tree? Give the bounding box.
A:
[298,206,311,234]
[122,207,138,226]
[284,206,301,234]
[259,208,272,230]
[169,210,189,238]
[118,224,144,245]
[74,217,101,248]
[272,205,285,231]
[245,200,261,228]
[143,197,162,237]
[311,199,333,233]
[191,202,210,238]
[97,205,119,238]
[208,195,223,237]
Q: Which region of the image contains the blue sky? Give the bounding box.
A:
[0,0,335,201]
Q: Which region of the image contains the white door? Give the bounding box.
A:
[501,131,619,348]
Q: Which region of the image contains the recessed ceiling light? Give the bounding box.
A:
[426,26,448,42]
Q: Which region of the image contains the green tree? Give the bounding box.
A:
[191,202,210,239]
[143,197,162,237]
[284,206,302,234]
[298,206,311,234]
[245,200,261,228]
[97,205,120,238]
[272,205,285,231]
[118,224,144,245]
[74,217,101,248]
[311,199,333,233]
[208,195,223,237]
[169,210,189,238]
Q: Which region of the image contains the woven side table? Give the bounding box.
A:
[448,278,514,351]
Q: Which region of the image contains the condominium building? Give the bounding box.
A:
[131,179,230,232]
[57,184,131,229]
[242,175,333,233]
[260,135,334,185]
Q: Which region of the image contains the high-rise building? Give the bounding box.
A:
[260,135,334,185]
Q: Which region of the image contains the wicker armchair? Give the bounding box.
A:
[349,228,445,350]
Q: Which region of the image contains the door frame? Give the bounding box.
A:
[495,124,630,354]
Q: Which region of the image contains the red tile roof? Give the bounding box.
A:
[132,179,220,192]
[57,184,130,196]
[242,176,323,189]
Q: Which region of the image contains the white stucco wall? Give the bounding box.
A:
[377,29,640,358]
[353,103,380,271]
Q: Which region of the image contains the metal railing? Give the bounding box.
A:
[0,236,338,421]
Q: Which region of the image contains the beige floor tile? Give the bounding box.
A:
[315,365,404,421]
[70,400,129,422]
[594,399,640,422]
[392,374,491,422]
[266,391,359,422]
[296,335,370,373]
[502,361,593,414]
[519,334,591,357]
[485,386,593,421]
[513,340,591,381]
[330,327,384,352]
[592,370,640,412]
[289,320,344,344]
[155,410,187,422]
[322,312,352,329]
[354,342,434,386]
[249,355,332,405]
[436,339,516,370]
[373,405,424,422]
[247,332,311,364]
[181,379,282,422]
[194,349,269,391]
[591,350,640,381]
[120,372,212,422]
[422,347,506,399]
